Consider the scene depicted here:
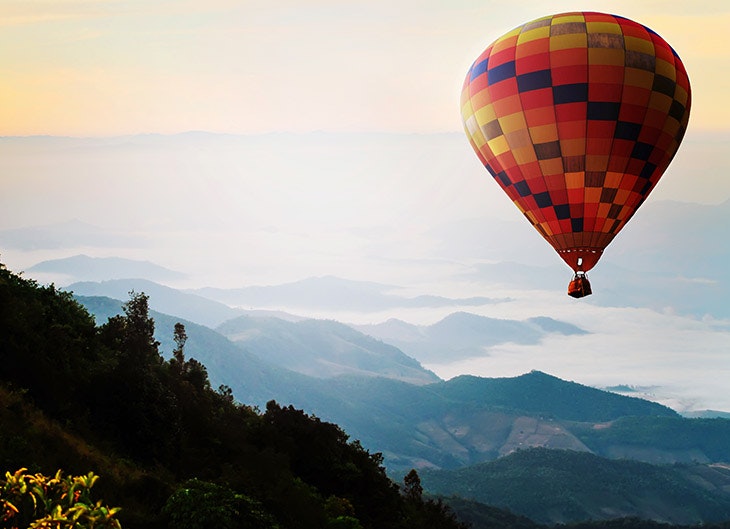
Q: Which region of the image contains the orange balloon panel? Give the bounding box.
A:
[461,12,691,272]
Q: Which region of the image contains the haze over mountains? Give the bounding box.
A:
[58,289,730,470]
[69,278,574,388]
[2,133,728,300]
[68,282,730,468]
[7,198,730,322]
[2,133,729,414]
[20,247,730,415]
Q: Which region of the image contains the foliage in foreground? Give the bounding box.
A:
[0,468,121,529]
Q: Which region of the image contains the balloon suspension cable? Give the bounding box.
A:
[567,257,592,298]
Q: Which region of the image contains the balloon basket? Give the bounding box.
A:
[568,273,592,298]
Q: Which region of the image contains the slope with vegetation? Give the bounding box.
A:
[0,262,466,529]
[420,448,730,525]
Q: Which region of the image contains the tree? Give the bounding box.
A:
[167,322,209,391]
[403,469,423,502]
[163,479,277,529]
[95,291,179,462]
[121,291,160,367]
[170,322,188,377]
[173,322,188,366]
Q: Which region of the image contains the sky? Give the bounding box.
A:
[1,0,729,412]
[1,0,729,137]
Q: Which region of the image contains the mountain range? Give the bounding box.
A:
[66,292,730,524]
[70,277,246,328]
[49,262,507,313]
[354,313,587,363]
[191,276,505,312]
[4,132,730,528]
[1,258,725,526]
[66,276,575,363]
[216,314,439,384]
[28,254,186,282]
[72,291,730,479]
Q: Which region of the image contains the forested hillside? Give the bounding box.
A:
[0,262,466,529]
[421,448,730,525]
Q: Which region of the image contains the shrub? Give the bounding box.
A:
[0,468,121,529]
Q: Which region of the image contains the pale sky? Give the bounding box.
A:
[1,1,729,412]
[1,0,729,136]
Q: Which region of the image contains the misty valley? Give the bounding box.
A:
[2,258,729,529]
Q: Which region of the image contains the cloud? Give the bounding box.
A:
[424,302,730,412]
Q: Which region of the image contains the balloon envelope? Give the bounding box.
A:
[461,12,691,274]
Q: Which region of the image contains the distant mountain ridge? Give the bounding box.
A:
[189,275,506,311]
[74,294,324,407]
[68,278,583,367]
[68,279,245,328]
[29,254,186,283]
[433,371,675,422]
[356,312,587,363]
[216,314,439,385]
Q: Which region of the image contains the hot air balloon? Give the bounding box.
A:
[461,12,691,297]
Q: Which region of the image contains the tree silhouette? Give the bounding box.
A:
[403,469,423,502]
[121,290,160,367]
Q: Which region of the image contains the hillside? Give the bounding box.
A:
[76,295,439,390]
[216,314,439,384]
[574,415,730,463]
[75,294,325,406]
[432,372,677,422]
[68,278,245,327]
[0,261,468,529]
[300,372,697,471]
[420,448,730,525]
